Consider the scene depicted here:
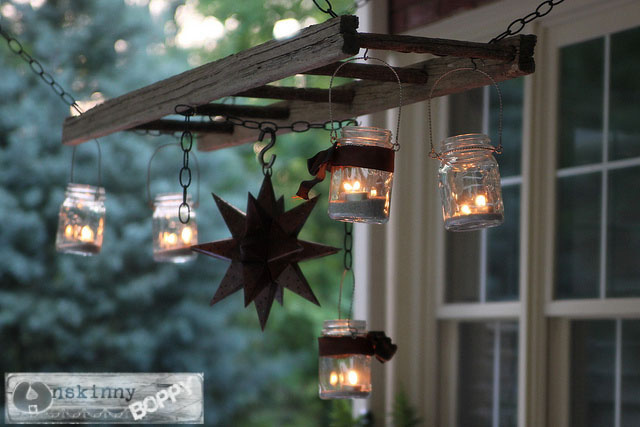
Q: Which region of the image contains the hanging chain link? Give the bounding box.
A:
[1,19,105,189]
[338,222,354,320]
[211,115,358,134]
[313,0,372,18]
[176,105,194,224]
[0,21,83,115]
[489,0,565,43]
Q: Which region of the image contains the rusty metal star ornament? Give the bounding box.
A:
[191,175,339,330]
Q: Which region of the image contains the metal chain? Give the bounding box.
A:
[0,20,82,114]
[146,142,200,210]
[210,115,359,133]
[489,0,564,43]
[313,0,371,17]
[1,19,104,188]
[337,222,354,319]
[175,105,194,224]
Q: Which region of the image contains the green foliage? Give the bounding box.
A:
[329,400,368,427]
[391,388,422,427]
[0,0,366,425]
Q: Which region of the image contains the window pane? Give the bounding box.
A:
[499,322,519,426]
[446,88,483,303]
[449,87,483,137]
[446,232,480,303]
[558,38,604,168]
[487,185,520,301]
[607,167,640,297]
[571,320,616,427]
[491,78,523,177]
[458,321,518,427]
[555,173,601,299]
[622,320,640,427]
[610,27,640,161]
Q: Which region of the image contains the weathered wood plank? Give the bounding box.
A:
[355,33,516,60]
[132,119,234,134]
[303,62,428,84]
[193,103,290,119]
[197,35,536,151]
[236,85,355,104]
[62,15,359,146]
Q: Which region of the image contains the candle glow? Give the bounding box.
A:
[329,372,338,386]
[181,227,193,244]
[347,370,358,385]
[475,194,487,207]
[80,225,94,242]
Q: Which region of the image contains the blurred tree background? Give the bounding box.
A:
[0,0,363,425]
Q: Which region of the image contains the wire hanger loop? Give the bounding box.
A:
[328,53,403,151]
[426,64,503,161]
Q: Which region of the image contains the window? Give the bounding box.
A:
[440,77,525,427]
[358,2,640,425]
[549,23,640,427]
[555,27,640,300]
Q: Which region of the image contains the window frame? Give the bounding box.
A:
[354,1,640,426]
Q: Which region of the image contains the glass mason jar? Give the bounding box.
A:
[328,126,394,224]
[318,319,372,399]
[55,183,106,255]
[438,134,504,231]
[152,193,198,263]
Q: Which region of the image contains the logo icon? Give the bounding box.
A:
[12,382,53,414]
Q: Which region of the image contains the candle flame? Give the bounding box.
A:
[164,232,178,245]
[80,226,94,242]
[461,204,471,215]
[475,195,487,207]
[181,227,193,244]
[329,372,338,386]
[64,224,74,239]
[370,189,377,197]
[347,370,358,385]
[343,181,361,192]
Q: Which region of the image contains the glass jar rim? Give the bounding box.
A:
[66,182,106,199]
[322,319,366,335]
[154,193,193,207]
[341,126,392,136]
[441,133,494,153]
[339,126,392,146]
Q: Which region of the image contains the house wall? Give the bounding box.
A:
[356,0,640,426]
[388,0,498,34]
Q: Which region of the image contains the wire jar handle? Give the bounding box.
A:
[69,140,102,199]
[146,142,200,210]
[427,66,503,161]
[328,51,403,151]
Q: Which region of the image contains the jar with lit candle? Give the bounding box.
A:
[438,133,504,231]
[318,319,372,399]
[55,183,106,255]
[152,193,198,263]
[327,127,395,224]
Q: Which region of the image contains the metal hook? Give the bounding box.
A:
[258,127,277,172]
[470,58,478,71]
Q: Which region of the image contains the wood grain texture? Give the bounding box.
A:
[197,35,536,151]
[62,15,359,146]
[236,85,355,104]
[193,104,290,119]
[303,62,429,83]
[356,32,516,60]
[5,372,204,424]
[133,119,234,134]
